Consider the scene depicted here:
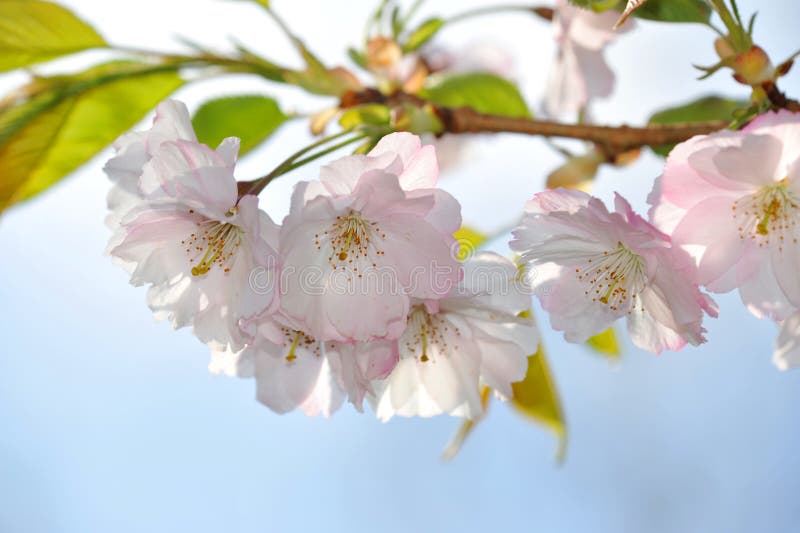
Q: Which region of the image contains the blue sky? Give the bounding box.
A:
[1,1,799,531]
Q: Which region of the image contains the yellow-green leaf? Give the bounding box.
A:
[586,328,622,359]
[441,386,491,461]
[0,62,183,211]
[420,73,531,118]
[453,226,487,261]
[193,95,288,156]
[404,17,445,52]
[511,345,567,461]
[0,0,106,73]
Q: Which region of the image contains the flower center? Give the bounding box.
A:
[182,210,244,276]
[574,243,647,312]
[277,325,320,362]
[404,306,460,363]
[315,210,386,273]
[732,180,799,251]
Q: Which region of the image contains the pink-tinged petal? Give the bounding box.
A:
[405,188,462,236]
[745,110,800,176]
[299,355,346,418]
[539,272,621,343]
[573,45,614,100]
[215,137,241,167]
[771,245,800,309]
[417,337,483,418]
[377,213,462,299]
[626,307,688,354]
[526,187,592,215]
[318,152,398,196]
[713,134,783,187]
[670,195,745,286]
[737,252,796,320]
[152,100,197,142]
[140,140,237,215]
[254,347,324,414]
[111,206,199,286]
[774,312,800,370]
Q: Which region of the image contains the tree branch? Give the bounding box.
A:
[435,107,727,156]
[341,89,729,158]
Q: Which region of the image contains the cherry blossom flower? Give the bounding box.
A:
[546,0,633,118]
[511,189,716,353]
[649,110,800,321]
[108,110,280,351]
[774,312,800,371]
[216,313,397,416]
[371,253,538,420]
[279,132,462,343]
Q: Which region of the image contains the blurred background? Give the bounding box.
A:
[1,1,798,531]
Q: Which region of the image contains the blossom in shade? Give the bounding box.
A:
[279,132,462,343]
[371,252,538,420]
[108,104,279,351]
[774,312,800,371]
[217,313,398,416]
[649,110,800,321]
[511,188,716,353]
[546,0,632,118]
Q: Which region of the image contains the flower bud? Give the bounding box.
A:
[732,46,776,86]
[366,36,402,71]
[714,38,736,61]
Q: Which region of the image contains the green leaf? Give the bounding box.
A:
[648,95,744,156]
[420,73,531,118]
[193,95,288,156]
[403,17,445,52]
[0,0,106,73]
[626,0,711,24]
[453,226,487,261]
[0,61,183,211]
[586,328,621,359]
[284,66,362,97]
[511,343,567,461]
[338,104,391,130]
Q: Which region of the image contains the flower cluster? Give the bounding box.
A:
[511,110,800,367]
[105,100,539,418]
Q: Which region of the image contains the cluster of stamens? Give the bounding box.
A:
[182,209,243,276]
[315,210,386,276]
[574,243,646,312]
[404,306,460,363]
[731,180,799,252]
[278,326,320,362]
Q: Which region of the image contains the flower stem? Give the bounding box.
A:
[238,130,363,197]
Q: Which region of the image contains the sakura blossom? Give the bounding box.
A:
[107,102,280,351]
[649,110,800,321]
[511,188,716,353]
[278,132,462,343]
[774,312,800,371]
[372,253,538,420]
[220,313,397,416]
[545,0,633,118]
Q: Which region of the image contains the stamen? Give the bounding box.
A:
[183,211,244,276]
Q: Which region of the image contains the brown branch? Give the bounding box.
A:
[340,89,728,158]
[435,107,727,156]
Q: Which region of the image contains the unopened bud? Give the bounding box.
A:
[366,36,402,70]
[714,38,736,61]
[732,46,776,86]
